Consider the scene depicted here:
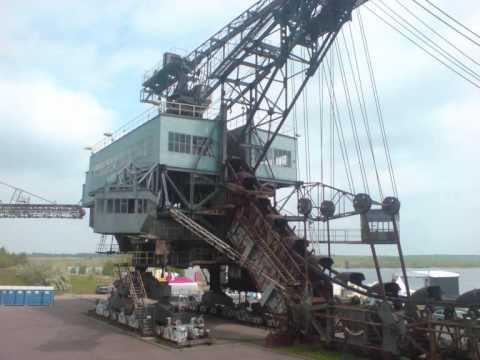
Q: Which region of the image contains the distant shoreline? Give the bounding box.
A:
[24,254,480,269]
[332,255,480,269]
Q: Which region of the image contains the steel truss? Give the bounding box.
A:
[0,180,84,220]
[142,0,369,172]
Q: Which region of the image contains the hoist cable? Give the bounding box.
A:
[323,59,355,194]
[301,48,312,182]
[317,59,325,190]
[424,0,480,41]
[346,23,375,196]
[290,60,301,180]
[329,50,335,196]
[410,0,480,48]
[375,0,480,83]
[352,15,385,199]
[334,40,369,194]
[365,6,480,89]
[358,10,398,197]
[394,0,480,68]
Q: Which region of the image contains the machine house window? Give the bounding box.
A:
[274,149,292,168]
[168,132,191,154]
[192,136,213,157]
[107,200,114,213]
[96,199,105,213]
[104,199,149,214]
[137,199,148,214]
[253,146,272,165]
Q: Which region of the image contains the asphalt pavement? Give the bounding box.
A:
[0,296,297,360]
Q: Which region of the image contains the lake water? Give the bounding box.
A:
[338,267,480,294]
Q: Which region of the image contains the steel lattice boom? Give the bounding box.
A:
[142,0,369,171]
[0,180,85,219]
[0,204,85,219]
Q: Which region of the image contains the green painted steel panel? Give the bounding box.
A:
[83,116,160,205]
[82,112,296,207]
[158,114,221,173]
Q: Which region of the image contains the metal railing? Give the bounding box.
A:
[89,101,220,154]
[296,228,363,244]
[91,107,159,153]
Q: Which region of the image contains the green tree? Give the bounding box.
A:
[78,265,87,275]
[0,247,29,268]
[102,261,114,276]
[16,263,71,292]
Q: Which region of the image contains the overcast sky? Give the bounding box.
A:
[0,0,479,255]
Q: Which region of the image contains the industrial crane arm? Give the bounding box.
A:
[141,0,369,171]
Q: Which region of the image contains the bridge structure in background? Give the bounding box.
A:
[0,180,85,220]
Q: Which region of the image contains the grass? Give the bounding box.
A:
[0,269,113,294]
[278,346,366,360]
[28,254,129,268]
[70,275,113,294]
[27,254,480,270]
[0,267,28,285]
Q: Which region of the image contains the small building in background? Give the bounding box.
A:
[395,270,460,298]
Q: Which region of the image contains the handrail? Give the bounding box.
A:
[89,101,220,154]
[296,228,363,244]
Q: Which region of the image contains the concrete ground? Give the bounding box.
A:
[0,296,297,360]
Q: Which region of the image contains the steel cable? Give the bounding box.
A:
[358,10,398,197]
[323,59,355,194]
[365,6,480,89]
[335,39,370,194]
[395,0,480,68]
[374,0,480,84]
[410,0,480,47]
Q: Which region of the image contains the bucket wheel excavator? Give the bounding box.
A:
[84,0,480,357]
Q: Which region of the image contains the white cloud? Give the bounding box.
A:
[0,0,478,255]
[436,95,480,155]
[131,0,255,36]
[0,76,113,143]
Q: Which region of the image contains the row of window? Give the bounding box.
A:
[96,199,150,214]
[254,147,293,168]
[168,132,214,157]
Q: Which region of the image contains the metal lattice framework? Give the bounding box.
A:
[86,1,480,358]
[142,0,368,171]
[0,181,84,220]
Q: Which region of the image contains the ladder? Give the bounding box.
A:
[169,208,285,291]
[115,264,152,335]
[96,235,119,254]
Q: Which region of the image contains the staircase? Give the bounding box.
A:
[169,208,285,291]
[170,209,242,262]
[115,264,152,335]
[96,235,119,254]
[170,196,306,315]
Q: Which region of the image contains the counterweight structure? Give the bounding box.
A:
[82,0,480,357]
